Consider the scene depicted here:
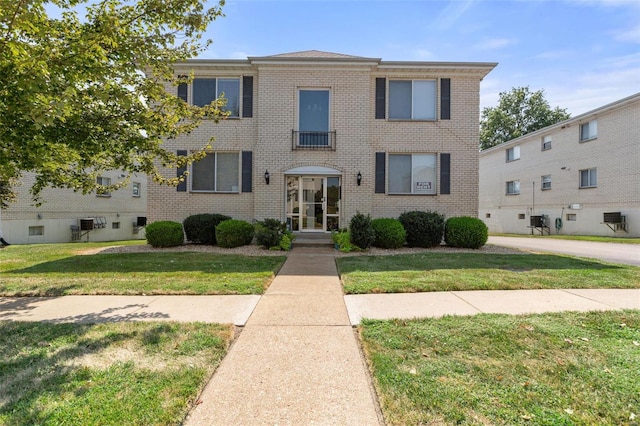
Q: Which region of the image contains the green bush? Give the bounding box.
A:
[399,210,445,248]
[444,216,489,249]
[255,218,286,249]
[145,221,184,248]
[350,212,375,250]
[183,213,231,245]
[215,219,255,248]
[371,218,406,249]
[332,231,359,253]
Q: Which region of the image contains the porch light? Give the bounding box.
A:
[357,171,362,186]
[264,170,270,185]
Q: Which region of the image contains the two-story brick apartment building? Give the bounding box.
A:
[148,51,496,233]
[479,92,640,237]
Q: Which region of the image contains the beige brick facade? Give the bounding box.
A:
[2,171,147,244]
[479,93,640,237]
[149,51,496,233]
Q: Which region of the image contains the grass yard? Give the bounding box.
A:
[0,242,286,296]
[0,321,234,425]
[337,253,640,294]
[491,234,640,244]
[359,310,640,425]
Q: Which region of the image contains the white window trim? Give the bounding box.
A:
[191,77,241,117]
[542,135,552,151]
[541,175,551,190]
[387,153,437,195]
[580,119,598,142]
[132,182,141,197]
[297,87,332,131]
[579,168,597,189]
[96,176,112,197]
[190,151,241,193]
[388,79,437,121]
[506,146,520,162]
[506,180,520,195]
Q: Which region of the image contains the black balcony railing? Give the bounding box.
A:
[292,130,336,151]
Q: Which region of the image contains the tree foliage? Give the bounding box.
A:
[480,87,570,150]
[0,0,226,204]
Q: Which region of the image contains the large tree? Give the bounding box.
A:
[480,86,570,150]
[0,0,227,205]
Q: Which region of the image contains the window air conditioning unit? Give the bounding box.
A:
[603,212,623,224]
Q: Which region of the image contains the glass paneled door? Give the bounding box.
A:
[286,176,340,232]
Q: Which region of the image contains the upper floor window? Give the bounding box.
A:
[541,175,551,190]
[542,135,552,151]
[298,89,330,146]
[389,80,436,120]
[191,152,240,193]
[132,182,141,197]
[506,180,520,195]
[96,176,111,197]
[193,78,240,117]
[388,153,437,195]
[579,168,597,188]
[506,146,520,162]
[580,119,597,142]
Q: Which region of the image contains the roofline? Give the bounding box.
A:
[480,92,640,155]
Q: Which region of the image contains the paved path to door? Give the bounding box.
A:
[184,247,383,425]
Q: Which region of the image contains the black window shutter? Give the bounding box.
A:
[375,78,386,119]
[440,78,451,120]
[177,83,188,102]
[440,153,450,194]
[375,152,386,193]
[241,151,252,193]
[242,76,253,118]
[177,150,187,192]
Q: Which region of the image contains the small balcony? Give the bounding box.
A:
[292,130,336,151]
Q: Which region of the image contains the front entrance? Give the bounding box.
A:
[286,176,340,232]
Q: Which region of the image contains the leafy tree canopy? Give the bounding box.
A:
[480,86,571,150]
[0,0,226,205]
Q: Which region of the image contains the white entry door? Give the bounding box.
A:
[286,176,340,232]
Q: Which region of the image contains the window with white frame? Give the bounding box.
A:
[132,182,141,197]
[388,153,437,194]
[389,80,436,120]
[191,152,240,192]
[541,175,551,190]
[542,135,552,150]
[192,78,240,117]
[580,119,597,142]
[506,146,520,162]
[96,176,111,197]
[579,168,597,188]
[506,180,520,195]
[298,89,330,146]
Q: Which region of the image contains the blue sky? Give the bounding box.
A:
[201,0,640,116]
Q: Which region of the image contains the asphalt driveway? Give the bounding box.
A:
[488,236,640,267]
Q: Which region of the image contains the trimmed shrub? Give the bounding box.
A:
[445,216,488,249]
[371,218,406,249]
[350,212,375,250]
[255,218,286,249]
[183,213,231,245]
[215,219,255,248]
[145,221,184,248]
[399,210,445,248]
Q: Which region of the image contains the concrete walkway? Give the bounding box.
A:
[184,247,382,425]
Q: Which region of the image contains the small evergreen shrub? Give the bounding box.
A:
[445,216,488,249]
[215,219,255,248]
[145,221,184,248]
[399,210,445,248]
[183,213,231,245]
[255,218,286,249]
[349,212,375,250]
[371,218,406,249]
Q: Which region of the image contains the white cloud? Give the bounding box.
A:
[474,38,517,50]
[436,0,476,30]
[614,24,640,43]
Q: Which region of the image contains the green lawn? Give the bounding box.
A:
[0,242,286,296]
[0,321,234,426]
[337,253,640,294]
[359,310,640,425]
[492,233,640,244]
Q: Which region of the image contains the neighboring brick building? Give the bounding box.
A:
[1,172,147,244]
[479,93,640,237]
[148,51,496,233]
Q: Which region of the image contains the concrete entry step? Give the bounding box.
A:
[292,233,333,247]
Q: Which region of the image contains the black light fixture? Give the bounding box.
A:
[264,170,270,185]
[357,171,362,186]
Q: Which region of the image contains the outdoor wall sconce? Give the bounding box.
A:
[264,170,270,185]
[357,171,362,186]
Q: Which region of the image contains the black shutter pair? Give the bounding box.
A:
[374,152,450,194]
[176,150,253,192]
[374,78,451,120]
[176,76,254,118]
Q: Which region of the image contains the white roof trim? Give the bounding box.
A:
[284,166,342,175]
